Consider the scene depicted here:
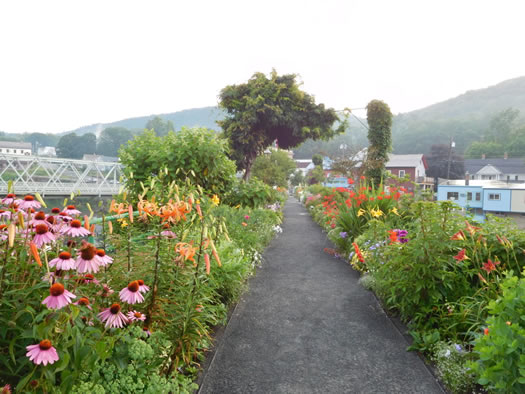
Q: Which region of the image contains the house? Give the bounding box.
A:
[0,141,32,156]
[464,156,525,182]
[294,160,314,177]
[437,179,525,227]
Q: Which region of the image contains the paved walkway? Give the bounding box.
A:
[200,198,443,393]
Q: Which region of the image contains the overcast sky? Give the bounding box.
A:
[1,0,524,134]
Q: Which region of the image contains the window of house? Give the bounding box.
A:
[488,193,501,201]
[516,176,519,181]
[13,150,16,154]
[467,192,472,201]
[475,192,481,201]
[507,175,510,181]
[6,149,10,153]
[447,192,459,200]
[399,170,405,177]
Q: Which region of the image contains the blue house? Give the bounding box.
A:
[437,180,525,224]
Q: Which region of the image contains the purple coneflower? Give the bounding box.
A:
[33,224,56,247]
[18,195,41,210]
[42,283,76,309]
[62,219,90,237]
[97,283,114,297]
[119,281,145,304]
[0,209,11,220]
[0,224,7,241]
[26,339,59,366]
[62,204,82,216]
[95,249,113,266]
[76,244,101,274]
[45,215,61,232]
[98,303,128,328]
[127,310,146,322]
[73,297,92,310]
[29,211,48,227]
[160,230,177,239]
[1,193,17,205]
[137,279,150,293]
[49,251,76,270]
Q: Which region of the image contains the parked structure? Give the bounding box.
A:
[437,179,525,226]
[0,141,32,156]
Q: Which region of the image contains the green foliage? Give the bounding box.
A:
[119,128,236,199]
[252,150,296,187]
[145,116,174,137]
[364,100,393,186]
[306,166,325,185]
[224,177,276,208]
[464,141,505,159]
[471,272,525,392]
[22,132,60,150]
[430,341,476,393]
[219,70,345,179]
[290,170,304,186]
[56,133,97,159]
[97,127,134,157]
[312,154,323,166]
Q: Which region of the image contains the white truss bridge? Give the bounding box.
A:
[0,154,124,196]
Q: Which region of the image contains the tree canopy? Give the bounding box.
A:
[364,100,393,185]
[426,144,465,179]
[56,133,96,159]
[218,70,345,179]
[252,149,297,188]
[145,116,174,136]
[97,127,134,157]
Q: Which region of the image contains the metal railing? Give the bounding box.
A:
[0,154,124,196]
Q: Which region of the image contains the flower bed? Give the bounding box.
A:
[0,183,283,392]
[303,177,525,393]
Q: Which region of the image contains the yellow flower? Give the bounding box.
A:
[211,195,220,206]
[391,207,400,216]
[370,208,383,218]
[357,208,366,217]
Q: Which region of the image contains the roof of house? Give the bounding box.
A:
[439,179,525,189]
[386,154,427,169]
[465,158,525,175]
[0,141,32,149]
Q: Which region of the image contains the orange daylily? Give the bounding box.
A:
[175,242,197,262]
[451,230,466,241]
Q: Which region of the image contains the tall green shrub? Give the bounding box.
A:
[365,100,393,186]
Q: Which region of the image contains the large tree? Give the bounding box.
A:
[252,150,297,187]
[426,144,465,179]
[145,116,174,136]
[218,70,345,180]
[97,127,133,157]
[56,133,97,159]
[364,100,393,185]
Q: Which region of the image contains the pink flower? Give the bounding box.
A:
[76,244,101,274]
[98,303,128,328]
[44,215,61,233]
[26,340,59,366]
[49,251,76,270]
[1,193,17,205]
[62,219,90,237]
[160,230,177,239]
[17,195,41,210]
[42,283,76,309]
[73,297,92,310]
[0,210,11,220]
[137,279,150,293]
[62,205,81,216]
[97,284,114,297]
[244,215,250,220]
[119,281,145,304]
[127,310,146,322]
[33,224,56,247]
[29,211,49,227]
[95,249,113,266]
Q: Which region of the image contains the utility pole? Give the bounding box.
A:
[446,136,455,179]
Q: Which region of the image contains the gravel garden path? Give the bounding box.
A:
[199,198,444,393]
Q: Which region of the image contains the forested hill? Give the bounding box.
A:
[63,106,223,136]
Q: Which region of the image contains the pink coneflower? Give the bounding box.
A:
[18,195,41,210]
[0,224,7,241]
[137,279,150,293]
[62,219,90,237]
[160,230,177,239]
[127,310,146,322]
[33,224,56,247]
[62,205,81,216]
[97,284,114,297]
[76,244,101,274]
[49,251,76,270]
[29,211,48,227]
[0,209,11,220]
[42,283,76,309]
[1,193,16,205]
[45,215,61,232]
[119,281,145,304]
[73,297,92,310]
[95,249,113,266]
[98,303,128,328]
[26,339,59,366]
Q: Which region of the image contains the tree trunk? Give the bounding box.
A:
[242,154,256,181]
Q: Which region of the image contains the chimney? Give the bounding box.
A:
[482,154,486,160]
[504,152,508,160]
[465,171,470,186]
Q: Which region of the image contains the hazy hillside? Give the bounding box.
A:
[62,107,224,136]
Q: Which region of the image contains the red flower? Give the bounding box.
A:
[387,230,398,244]
[465,221,481,235]
[360,176,365,180]
[347,178,354,185]
[352,242,365,262]
[453,249,467,262]
[451,230,466,241]
[484,328,489,336]
[482,259,499,274]
[377,196,383,200]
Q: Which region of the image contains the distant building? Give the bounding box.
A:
[0,141,32,156]
[437,179,525,227]
[465,156,525,182]
[37,146,57,157]
[294,159,313,177]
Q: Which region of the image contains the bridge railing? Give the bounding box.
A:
[0,154,124,196]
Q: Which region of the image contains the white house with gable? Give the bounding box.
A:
[0,141,32,156]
